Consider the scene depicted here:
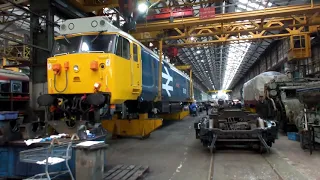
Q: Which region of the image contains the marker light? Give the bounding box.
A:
[94,82,101,89]
[73,65,79,72]
[138,3,148,13]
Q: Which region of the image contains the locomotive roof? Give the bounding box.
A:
[59,16,190,80]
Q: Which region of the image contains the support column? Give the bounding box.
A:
[155,39,163,102]
[29,0,54,109]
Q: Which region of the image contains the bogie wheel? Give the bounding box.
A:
[140,133,151,140]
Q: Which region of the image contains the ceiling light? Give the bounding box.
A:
[149,42,153,47]
[190,36,195,41]
[196,50,201,54]
[205,71,208,73]
[201,60,204,62]
[138,3,148,13]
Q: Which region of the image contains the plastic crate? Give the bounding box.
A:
[0,112,18,121]
[287,132,300,141]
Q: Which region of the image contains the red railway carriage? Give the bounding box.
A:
[0,69,30,111]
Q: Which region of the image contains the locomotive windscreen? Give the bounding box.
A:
[54,34,117,55]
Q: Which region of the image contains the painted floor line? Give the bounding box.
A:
[208,154,214,180]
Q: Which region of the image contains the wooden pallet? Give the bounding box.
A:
[104,165,149,180]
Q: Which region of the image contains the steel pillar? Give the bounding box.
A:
[29,0,54,109]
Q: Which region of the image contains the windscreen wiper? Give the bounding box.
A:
[91,31,104,44]
[63,35,71,44]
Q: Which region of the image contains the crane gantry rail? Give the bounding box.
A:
[130,4,320,47]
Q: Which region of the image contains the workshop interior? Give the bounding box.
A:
[1,0,320,179]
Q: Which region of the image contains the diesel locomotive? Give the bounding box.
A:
[38,16,192,126]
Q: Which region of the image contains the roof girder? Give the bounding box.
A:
[132,15,320,47]
[133,4,320,32]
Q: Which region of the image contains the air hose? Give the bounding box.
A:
[54,71,68,93]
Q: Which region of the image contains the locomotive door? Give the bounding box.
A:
[130,42,142,94]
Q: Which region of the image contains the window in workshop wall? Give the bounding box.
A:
[303,58,309,75]
[310,47,317,74]
[307,58,313,75]
[269,53,272,69]
[297,60,306,78]
[278,43,284,61]
[256,65,260,75]
[314,46,320,73]
[265,55,269,70]
[259,60,262,73]
[283,38,289,52]
[260,57,266,72]
[272,49,277,66]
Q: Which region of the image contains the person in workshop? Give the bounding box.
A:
[235,101,242,109]
[205,101,211,115]
[189,101,197,116]
[256,96,269,119]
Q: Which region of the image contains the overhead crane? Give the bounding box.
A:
[131,4,320,46]
[130,3,320,93]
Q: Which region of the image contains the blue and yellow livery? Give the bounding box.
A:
[38,16,191,124]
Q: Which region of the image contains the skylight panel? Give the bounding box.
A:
[221,0,273,90]
[249,2,260,9]
[237,4,247,9]
[246,7,253,11]
[239,0,248,4]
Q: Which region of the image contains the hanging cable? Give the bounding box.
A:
[54,71,68,93]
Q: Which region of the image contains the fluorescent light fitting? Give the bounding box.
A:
[138,3,148,13]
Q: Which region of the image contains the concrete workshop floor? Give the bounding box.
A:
[106,113,320,180]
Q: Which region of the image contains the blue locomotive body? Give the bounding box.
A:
[139,46,191,102]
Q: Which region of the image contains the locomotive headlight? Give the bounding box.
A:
[73,65,79,72]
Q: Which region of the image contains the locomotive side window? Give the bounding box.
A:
[0,81,10,93]
[133,44,138,62]
[122,38,130,59]
[116,36,130,60]
[116,37,122,56]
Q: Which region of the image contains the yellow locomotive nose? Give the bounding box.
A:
[47,53,111,95]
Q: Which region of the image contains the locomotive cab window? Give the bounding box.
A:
[133,44,138,62]
[54,34,116,54]
[116,36,130,60]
